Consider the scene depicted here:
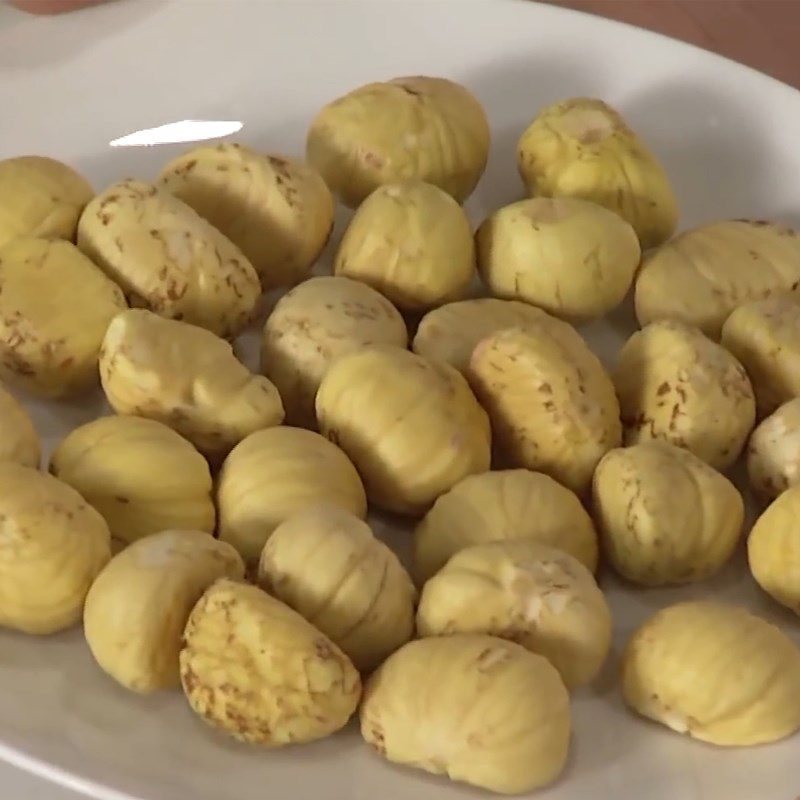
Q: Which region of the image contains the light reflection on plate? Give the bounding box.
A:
[109,120,243,148]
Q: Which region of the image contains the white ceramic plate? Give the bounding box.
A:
[1,1,799,798]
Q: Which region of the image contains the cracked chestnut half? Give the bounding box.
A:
[747,398,800,502]
[335,181,475,311]
[84,530,245,693]
[748,485,800,617]
[307,76,490,207]
[0,382,40,468]
[258,506,415,672]
[180,578,361,746]
[77,179,259,338]
[592,442,743,586]
[413,468,598,585]
[360,634,570,794]
[217,426,367,564]
[417,541,611,689]
[316,345,491,515]
[476,197,640,321]
[468,321,621,494]
[412,297,560,374]
[614,319,755,470]
[50,416,215,547]
[636,219,800,339]
[517,98,677,248]
[721,294,800,417]
[0,155,93,249]
[622,601,800,746]
[0,238,126,397]
[100,309,284,458]
[0,463,110,634]
[159,143,334,290]
[261,276,407,429]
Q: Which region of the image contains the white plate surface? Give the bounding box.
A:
[1,1,799,799]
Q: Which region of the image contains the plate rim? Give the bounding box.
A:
[1,1,799,799]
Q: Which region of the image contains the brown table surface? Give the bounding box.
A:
[555,1,800,88]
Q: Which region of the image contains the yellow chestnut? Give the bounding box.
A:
[50,416,215,547]
[84,530,245,692]
[593,442,743,586]
[0,463,110,634]
[636,219,800,339]
[335,181,474,311]
[721,294,800,417]
[622,601,800,745]
[615,320,755,470]
[159,143,334,290]
[181,578,361,745]
[469,322,621,494]
[100,309,284,458]
[477,197,640,321]
[413,468,598,584]
[0,237,126,397]
[747,398,800,501]
[258,506,415,671]
[0,155,93,248]
[307,76,490,207]
[517,97,677,248]
[361,635,570,794]
[0,382,40,468]
[748,486,800,616]
[77,179,259,338]
[417,541,611,689]
[316,345,490,514]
